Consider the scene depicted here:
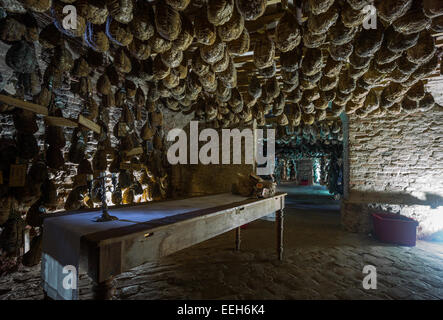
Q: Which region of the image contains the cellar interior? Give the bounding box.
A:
[0,0,442,300]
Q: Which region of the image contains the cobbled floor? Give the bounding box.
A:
[1,183,442,300]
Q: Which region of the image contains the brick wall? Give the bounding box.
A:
[341,106,443,239]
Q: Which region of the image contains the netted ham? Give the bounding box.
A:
[303,30,327,48]
[149,33,172,53]
[192,50,210,76]
[328,19,357,46]
[254,35,275,69]
[309,0,335,15]
[161,47,183,68]
[130,1,155,41]
[259,62,277,78]
[201,38,226,64]
[0,17,26,42]
[308,6,338,34]
[217,82,232,102]
[78,0,108,25]
[329,42,353,62]
[396,56,419,75]
[166,0,190,11]
[107,0,134,24]
[20,0,52,12]
[375,0,412,22]
[228,88,244,113]
[431,16,443,32]
[194,14,216,45]
[86,25,109,53]
[155,2,182,41]
[282,70,299,86]
[218,7,244,42]
[6,40,37,74]
[212,49,230,72]
[200,70,217,93]
[153,54,171,80]
[341,2,367,28]
[236,0,266,21]
[319,75,339,91]
[347,0,371,10]
[173,14,194,51]
[393,9,431,35]
[301,48,323,76]
[275,10,301,52]
[354,26,384,57]
[208,0,234,26]
[108,19,133,46]
[375,60,397,74]
[114,48,132,73]
[227,28,249,55]
[375,45,402,64]
[163,71,180,89]
[73,57,90,78]
[406,31,436,64]
[402,96,418,114]
[248,76,262,99]
[406,81,425,101]
[423,0,443,17]
[265,77,280,99]
[418,92,435,112]
[128,39,151,60]
[338,71,356,94]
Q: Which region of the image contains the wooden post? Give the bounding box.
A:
[276,209,284,261]
[92,277,116,300]
[235,227,241,251]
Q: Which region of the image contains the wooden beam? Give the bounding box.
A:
[45,116,78,128]
[78,115,101,134]
[124,147,144,157]
[0,94,48,115]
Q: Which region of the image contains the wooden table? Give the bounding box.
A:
[41,193,286,300]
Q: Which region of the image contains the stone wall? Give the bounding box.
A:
[342,106,443,239]
[170,122,256,198]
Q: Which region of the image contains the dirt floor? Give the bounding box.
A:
[1,182,442,300]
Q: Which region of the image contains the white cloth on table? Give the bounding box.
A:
[42,194,247,300]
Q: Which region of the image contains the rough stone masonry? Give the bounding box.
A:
[342,106,443,239]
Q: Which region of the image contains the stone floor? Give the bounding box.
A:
[1,183,442,300]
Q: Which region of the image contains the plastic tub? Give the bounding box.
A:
[371,213,419,246]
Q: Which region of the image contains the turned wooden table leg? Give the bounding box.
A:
[276,209,284,261]
[92,277,116,300]
[235,227,241,251]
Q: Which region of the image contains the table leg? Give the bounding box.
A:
[235,227,241,251]
[276,209,284,261]
[92,277,116,300]
[43,291,53,300]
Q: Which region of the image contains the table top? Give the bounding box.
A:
[44,193,287,245]
[41,193,287,297]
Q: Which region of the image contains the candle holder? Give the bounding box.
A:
[87,172,118,222]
